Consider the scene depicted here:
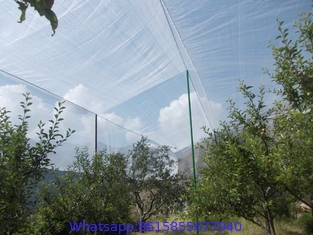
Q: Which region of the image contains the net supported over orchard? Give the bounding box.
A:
[0,0,310,168]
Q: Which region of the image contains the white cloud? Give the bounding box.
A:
[125,117,141,130]
[0,83,143,169]
[158,92,222,150]
[0,84,75,169]
[100,112,124,126]
[0,84,28,122]
[124,117,142,143]
[206,99,223,128]
[63,83,105,112]
[62,84,143,147]
[0,84,51,139]
[97,114,142,145]
[125,131,141,143]
[0,84,221,167]
[159,94,189,131]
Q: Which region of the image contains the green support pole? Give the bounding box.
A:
[186,70,199,235]
[95,114,98,154]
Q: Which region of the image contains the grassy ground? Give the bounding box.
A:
[131,215,304,235]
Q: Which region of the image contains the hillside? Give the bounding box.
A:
[176,138,213,177]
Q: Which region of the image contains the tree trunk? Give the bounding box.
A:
[269,217,276,235]
[264,210,271,235]
[266,203,276,235]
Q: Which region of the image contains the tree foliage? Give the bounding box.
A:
[127,137,187,223]
[269,12,313,216]
[192,82,289,235]
[27,148,132,235]
[15,0,58,36]
[23,137,188,234]
[0,92,74,234]
[190,9,313,235]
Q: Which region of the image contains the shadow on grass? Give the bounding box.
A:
[284,232,304,235]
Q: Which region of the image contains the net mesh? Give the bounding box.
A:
[0,0,310,169]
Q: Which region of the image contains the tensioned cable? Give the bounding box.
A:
[158,0,187,70]
[0,69,145,139]
[159,0,215,130]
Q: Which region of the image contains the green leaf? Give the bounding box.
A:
[16,1,28,23]
[44,9,58,36]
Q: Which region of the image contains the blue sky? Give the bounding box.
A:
[0,0,311,168]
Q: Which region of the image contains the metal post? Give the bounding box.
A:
[187,70,197,188]
[186,70,199,235]
[95,114,98,154]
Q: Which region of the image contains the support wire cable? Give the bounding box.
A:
[0,69,143,140]
[159,0,215,130]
